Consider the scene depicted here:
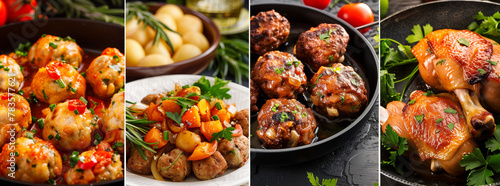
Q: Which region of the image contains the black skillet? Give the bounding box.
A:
[380,0,500,185]
[250,3,379,165]
[0,18,124,186]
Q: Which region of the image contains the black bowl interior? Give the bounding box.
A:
[380,0,500,185]
[250,3,379,165]
[0,18,124,185]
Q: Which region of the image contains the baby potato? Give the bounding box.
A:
[155,4,184,21]
[145,40,171,58]
[126,39,145,66]
[175,130,201,153]
[138,54,174,67]
[126,17,140,37]
[182,31,210,52]
[176,15,203,35]
[165,31,183,54]
[129,27,151,46]
[154,13,177,31]
[172,44,202,62]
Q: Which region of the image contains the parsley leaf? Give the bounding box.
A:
[165,112,182,125]
[193,76,231,100]
[486,125,500,152]
[381,125,408,171]
[210,127,235,142]
[406,24,433,44]
[307,172,337,186]
[460,148,500,185]
[444,108,457,114]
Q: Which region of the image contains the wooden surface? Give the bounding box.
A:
[249,0,380,185]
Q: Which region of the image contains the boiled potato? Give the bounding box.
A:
[137,54,174,67]
[182,31,210,52]
[172,44,202,62]
[156,4,184,21]
[154,13,177,31]
[175,130,201,153]
[126,39,145,66]
[165,31,183,54]
[126,17,140,37]
[145,40,171,58]
[129,27,151,46]
[176,15,203,35]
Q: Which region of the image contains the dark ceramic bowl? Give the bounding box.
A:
[250,3,379,165]
[380,0,500,185]
[0,18,124,185]
[126,4,221,81]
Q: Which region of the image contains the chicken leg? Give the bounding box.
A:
[454,89,495,140]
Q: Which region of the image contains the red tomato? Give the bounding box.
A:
[337,3,374,34]
[0,1,7,26]
[303,0,330,10]
[87,96,105,116]
[68,99,87,114]
[77,151,97,170]
[4,0,36,22]
[46,61,63,79]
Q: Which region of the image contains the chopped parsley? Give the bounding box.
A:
[436,59,446,65]
[444,108,458,114]
[448,123,454,130]
[49,42,58,49]
[415,114,424,124]
[458,38,470,47]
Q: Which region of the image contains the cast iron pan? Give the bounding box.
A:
[380,0,500,185]
[250,3,379,165]
[0,18,124,186]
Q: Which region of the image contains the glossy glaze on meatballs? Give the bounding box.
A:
[310,65,368,117]
[0,137,62,183]
[0,55,24,92]
[86,48,124,98]
[103,92,124,133]
[64,150,123,184]
[31,61,86,104]
[295,23,349,71]
[257,98,316,148]
[42,99,97,151]
[252,51,307,99]
[250,10,290,55]
[158,148,191,182]
[250,79,259,112]
[28,35,83,68]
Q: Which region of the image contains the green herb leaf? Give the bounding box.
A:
[307,172,337,186]
[210,127,235,142]
[381,125,409,171]
[436,59,446,65]
[49,104,56,112]
[415,114,424,124]
[408,99,416,105]
[193,76,231,100]
[458,38,470,47]
[448,123,454,130]
[478,68,487,75]
[444,108,457,114]
[436,118,443,123]
[487,60,498,65]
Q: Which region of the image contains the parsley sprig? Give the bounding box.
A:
[307,172,337,186]
[381,125,409,173]
[210,127,235,142]
[193,76,231,100]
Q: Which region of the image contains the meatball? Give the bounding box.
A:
[64,150,123,184]
[141,93,168,105]
[250,10,290,55]
[157,148,191,182]
[0,93,30,148]
[31,61,86,104]
[252,51,307,99]
[127,146,155,174]
[257,98,316,148]
[232,109,249,137]
[295,23,349,71]
[310,65,368,117]
[103,92,124,133]
[0,137,62,183]
[86,48,125,98]
[28,34,83,68]
[42,99,97,151]
[192,151,228,180]
[0,55,23,92]
[250,79,259,112]
[217,135,249,168]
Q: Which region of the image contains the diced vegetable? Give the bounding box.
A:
[175,86,201,101]
[211,108,231,124]
[175,130,201,153]
[68,99,87,114]
[145,103,165,122]
[144,127,169,149]
[162,99,182,114]
[200,120,223,141]
[167,118,186,133]
[88,96,105,117]
[197,99,211,121]
[187,141,217,161]
[77,150,97,170]
[182,106,201,128]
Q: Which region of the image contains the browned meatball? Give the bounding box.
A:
[310,65,367,117]
[295,23,349,71]
[257,98,316,148]
[232,109,249,137]
[250,79,259,112]
[0,55,23,92]
[192,151,228,180]
[217,135,249,168]
[250,10,290,55]
[86,48,124,98]
[28,35,83,68]
[157,148,191,182]
[127,146,155,174]
[252,51,307,99]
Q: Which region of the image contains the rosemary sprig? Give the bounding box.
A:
[39,0,124,25]
[209,32,250,84]
[125,106,157,160]
[126,2,178,52]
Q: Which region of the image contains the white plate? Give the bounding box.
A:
[125,75,250,186]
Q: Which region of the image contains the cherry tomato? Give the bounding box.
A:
[68,99,87,114]
[337,3,374,34]
[0,1,7,26]
[77,151,97,170]
[102,47,124,58]
[46,61,63,79]
[4,0,36,22]
[87,96,105,117]
[0,93,12,100]
[302,0,330,10]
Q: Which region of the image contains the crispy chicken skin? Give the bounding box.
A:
[0,137,62,183]
[103,92,124,133]
[250,10,290,55]
[86,48,124,98]
[252,51,307,99]
[192,151,227,180]
[383,90,478,176]
[295,23,349,72]
[157,148,191,182]
[310,65,367,117]
[42,100,97,151]
[28,35,83,68]
[64,150,123,184]
[257,98,316,148]
[480,38,500,113]
[31,61,86,104]
[0,55,23,92]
